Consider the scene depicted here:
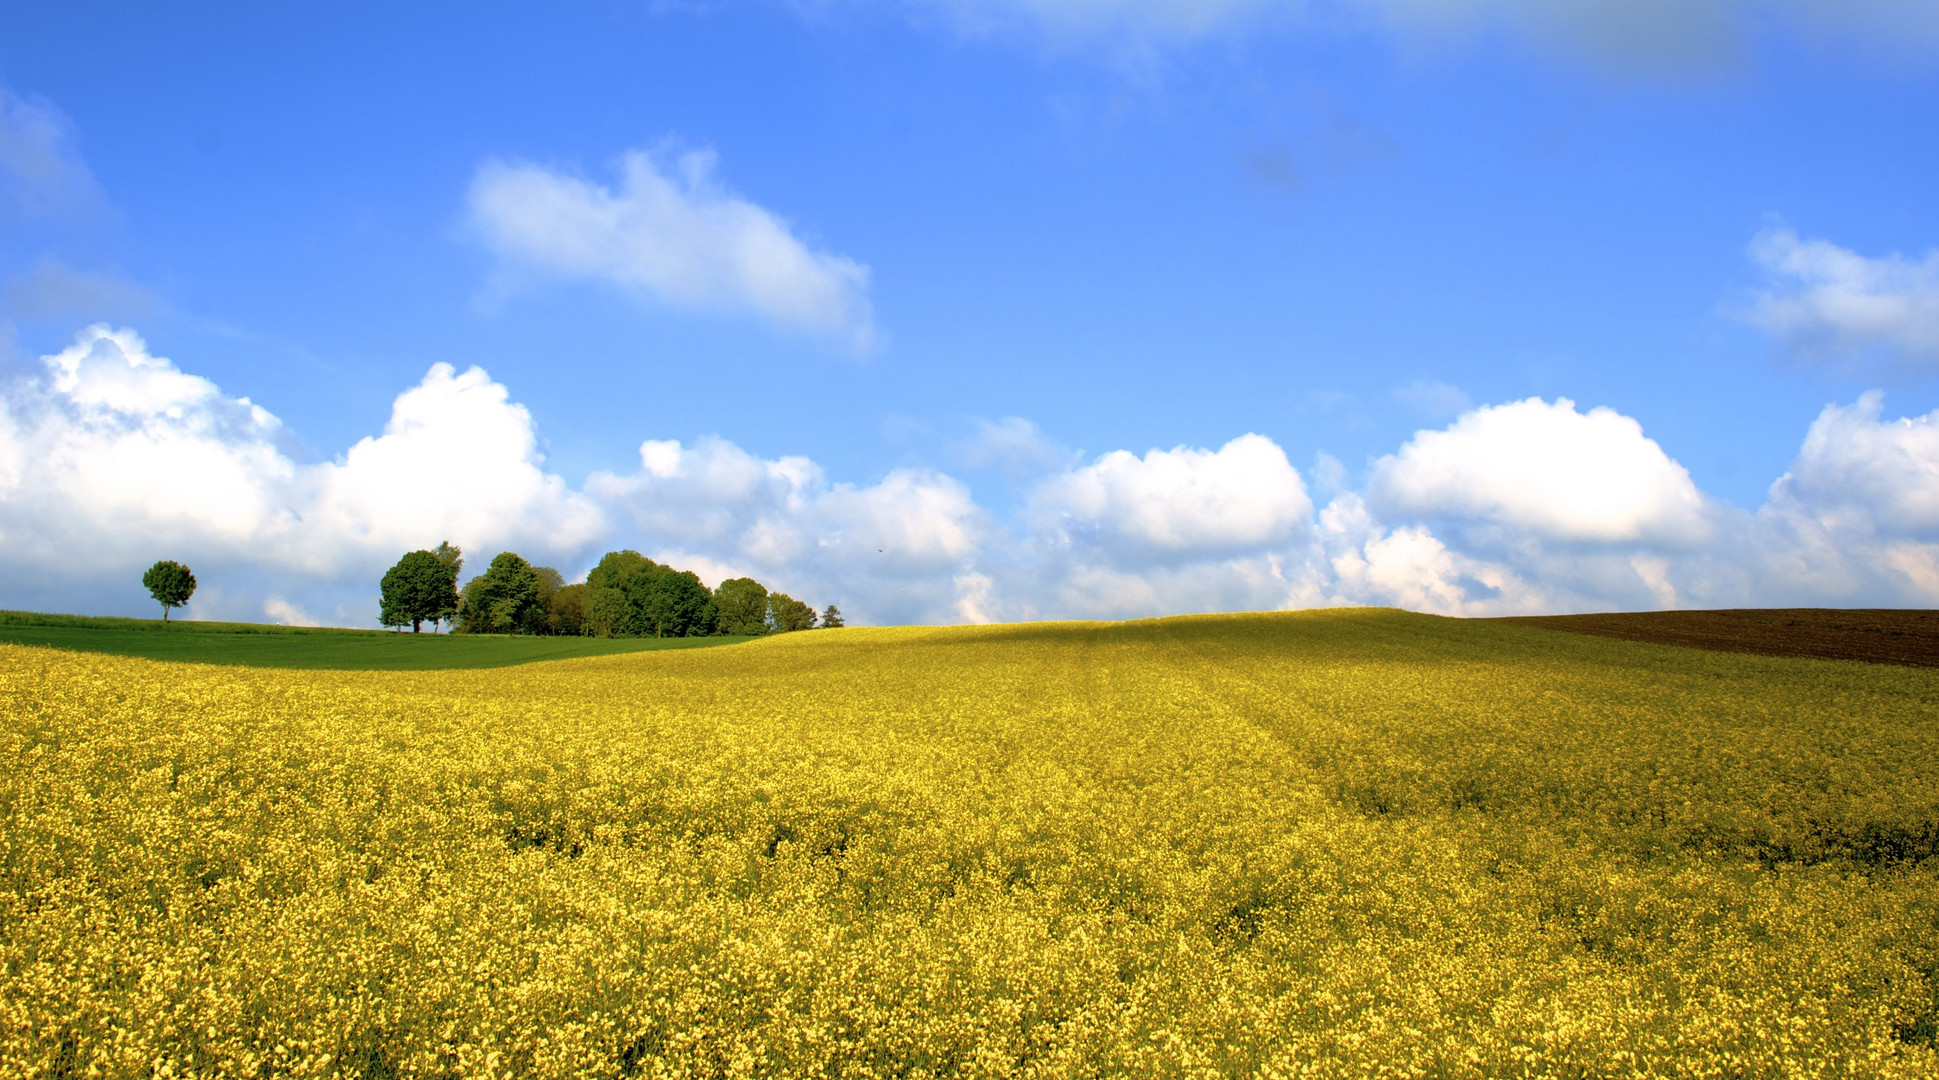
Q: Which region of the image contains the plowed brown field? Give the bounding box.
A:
[1500,608,1939,667]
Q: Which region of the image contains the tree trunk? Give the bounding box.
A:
[412,619,422,633]
[162,606,169,622]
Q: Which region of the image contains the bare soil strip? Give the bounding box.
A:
[1497,608,1939,668]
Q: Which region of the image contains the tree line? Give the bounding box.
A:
[379,542,842,637]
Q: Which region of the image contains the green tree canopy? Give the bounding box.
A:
[547,582,589,636]
[589,550,665,637]
[379,549,460,633]
[141,560,196,621]
[585,585,631,638]
[523,565,567,634]
[433,540,463,578]
[581,550,718,638]
[458,552,543,634]
[586,549,658,592]
[714,577,769,636]
[767,592,817,633]
[820,604,845,629]
[642,569,717,638]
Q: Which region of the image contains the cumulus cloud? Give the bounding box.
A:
[295,363,606,571]
[1002,433,1320,621]
[1340,391,1939,613]
[0,326,602,621]
[1030,434,1311,563]
[1741,227,1939,370]
[1317,491,1542,615]
[1020,555,1310,622]
[1770,391,1939,536]
[1369,397,1709,547]
[467,147,875,349]
[1746,392,1939,608]
[588,436,989,625]
[10,325,1939,627]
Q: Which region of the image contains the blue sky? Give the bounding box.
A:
[3,1,1938,626]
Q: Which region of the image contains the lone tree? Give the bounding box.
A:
[820,604,845,629]
[380,549,461,633]
[142,560,196,621]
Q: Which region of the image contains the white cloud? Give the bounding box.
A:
[1021,554,1315,622]
[11,326,1939,628]
[1770,391,1939,536]
[262,597,321,627]
[296,362,606,572]
[0,326,602,620]
[1003,433,1323,621]
[1720,389,1939,603]
[1316,491,1543,616]
[588,436,989,624]
[1742,227,1939,369]
[1369,397,1709,546]
[468,147,875,349]
[1030,433,1311,563]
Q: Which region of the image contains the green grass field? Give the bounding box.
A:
[0,610,750,669]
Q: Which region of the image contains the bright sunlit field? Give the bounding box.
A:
[3,609,1935,1078]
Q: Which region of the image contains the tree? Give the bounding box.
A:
[379,549,460,633]
[767,592,817,633]
[714,577,769,636]
[523,566,567,634]
[641,569,717,638]
[586,550,656,592]
[587,550,661,636]
[585,585,631,638]
[820,604,845,629]
[431,541,463,629]
[581,550,717,638]
[457,552,543,633]
[142,560,196,621]
[548,582,589,636]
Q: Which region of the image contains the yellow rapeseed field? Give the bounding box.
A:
[2,609,1935,1078]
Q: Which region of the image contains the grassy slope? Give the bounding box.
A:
[0,610,750,669]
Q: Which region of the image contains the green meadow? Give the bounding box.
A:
[0,610,750,670]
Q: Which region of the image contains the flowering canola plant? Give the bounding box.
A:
[1,609,1935,1078]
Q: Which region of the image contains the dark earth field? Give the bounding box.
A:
[1500,608,1939,667]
